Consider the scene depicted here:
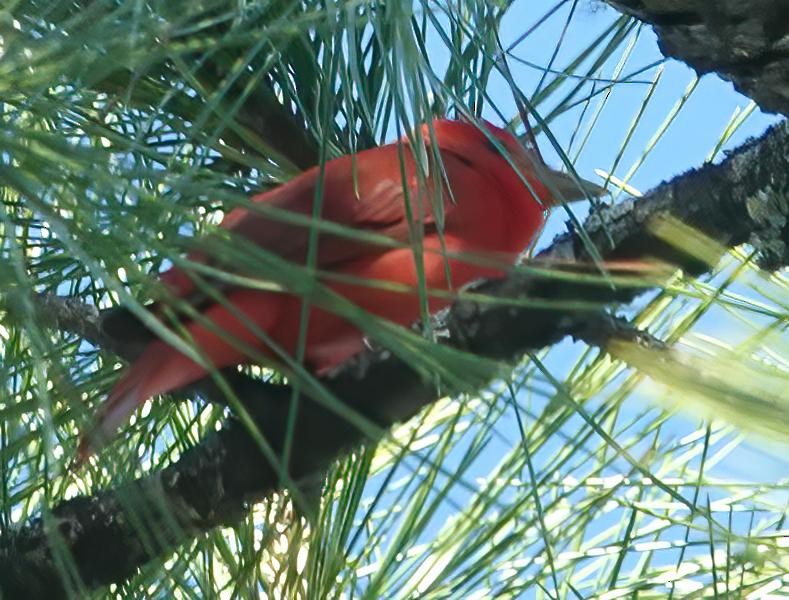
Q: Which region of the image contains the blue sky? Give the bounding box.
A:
[395,0,787,469]
[495,1,788,481]
[495,1,781,193]
[349,4,787,591]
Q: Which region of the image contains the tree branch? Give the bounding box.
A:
[606,0,789,115]
[1,119,786,598]
[36,1,321,171]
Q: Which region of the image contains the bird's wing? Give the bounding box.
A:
[102,143,463,344]
[225,145,446,265]
[160,143,457,299]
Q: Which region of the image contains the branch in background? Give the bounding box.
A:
[38,1,322,171]
[25,296,138,360]
[1,119,786,598]
[569,312,668,352]
[184,53,321,170]
[607,0,789,115]
[97,66,319,172]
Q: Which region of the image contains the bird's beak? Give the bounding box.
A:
[537,164,608,205]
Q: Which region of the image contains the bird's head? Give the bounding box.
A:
[424,118,607,208]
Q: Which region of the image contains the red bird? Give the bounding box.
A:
[81,119,599,459]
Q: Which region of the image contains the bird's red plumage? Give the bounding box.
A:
[81,119,563,460]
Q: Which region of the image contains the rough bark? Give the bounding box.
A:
[607,0,789,115]
[1,119,786,598]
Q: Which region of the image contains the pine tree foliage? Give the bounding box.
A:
[0,1,786,597]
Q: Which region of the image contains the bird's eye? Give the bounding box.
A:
[486,139,501,155]
[455,153,473,167]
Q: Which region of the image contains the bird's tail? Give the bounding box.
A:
[75,341,204,466]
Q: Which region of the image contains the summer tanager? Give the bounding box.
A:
[81,119,600,459]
